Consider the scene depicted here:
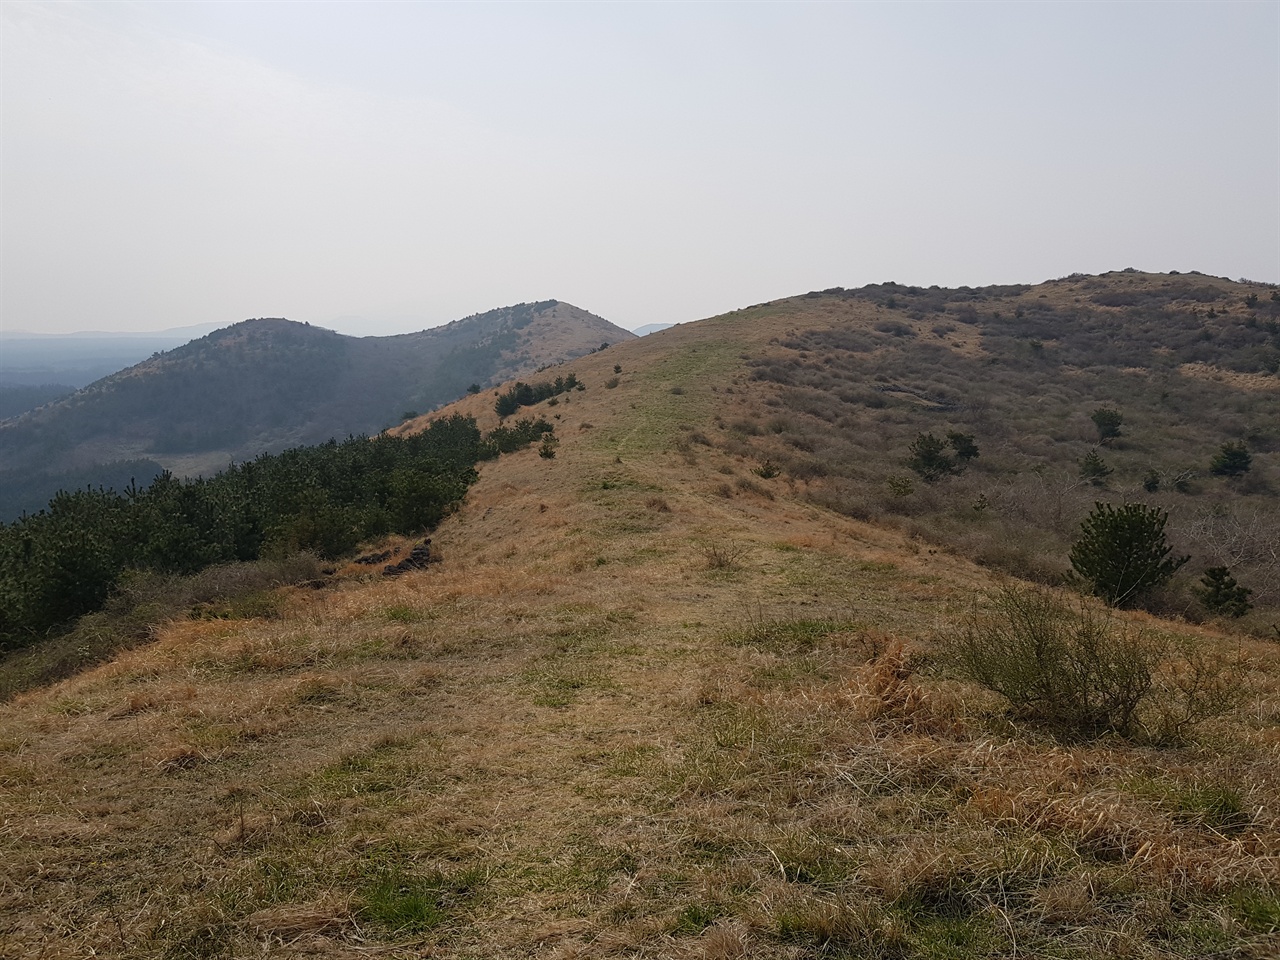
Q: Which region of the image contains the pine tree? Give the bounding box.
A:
[1209,441,1252,478]
[1078,450,1113,486]
[906,433,956,482]
[1198,567,1252,618]
[1069,502,1189,607]
[1091,407,1124,443]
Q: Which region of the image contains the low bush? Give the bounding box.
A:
[944,586,1242,742]
[944,586,1160,738]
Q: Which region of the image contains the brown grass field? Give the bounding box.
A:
[2,272,1279,958]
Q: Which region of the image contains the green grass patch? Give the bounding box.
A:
[314,737,422,796]
[379,604,432,624]
[1233,887,1280,934]
[356,859,485,935]
[725,617,852,653]
[673,902,725,934]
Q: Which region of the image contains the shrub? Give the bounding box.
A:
[947,431,979,463]
[1078,450,1112,486]
[1069,502,1189,607]
[1197,566,1253,618]
[1210,441,1252,477]
[906,433,956,483]
[703,542,746,570]
[1091,407,1124,442]
[945,586,1159,738]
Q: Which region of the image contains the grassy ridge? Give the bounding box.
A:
[1,271,1277,958]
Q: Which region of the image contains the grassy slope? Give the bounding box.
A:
[2,277,1279,959]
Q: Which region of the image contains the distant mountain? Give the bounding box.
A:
[0,301,632,519]
[632,323,676,336]
[0,323,227,388]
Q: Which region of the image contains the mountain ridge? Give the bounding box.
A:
[2,269,1280,958]
[0,300,633,518]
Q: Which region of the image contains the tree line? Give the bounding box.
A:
[0,414,552,649]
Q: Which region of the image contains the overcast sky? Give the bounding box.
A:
[2,1,1277,337]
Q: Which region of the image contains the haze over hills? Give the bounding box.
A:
[0,322,228,388]
[0,300,632,519]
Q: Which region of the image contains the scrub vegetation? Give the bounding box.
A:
[1,270,1277,959]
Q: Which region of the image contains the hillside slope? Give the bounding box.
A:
[1,271,1278,959]
[0,301,632,519]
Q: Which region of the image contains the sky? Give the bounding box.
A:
[2,1,1277,337]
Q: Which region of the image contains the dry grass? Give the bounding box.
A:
[2,277,1279,958]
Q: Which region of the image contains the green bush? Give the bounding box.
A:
[1078,450,1112,486]
[1210,441,1252,477]
[945,586,1160,738]
[1198,566,1253,618]
[1091,407,1124,442]
[906,434,956,483]
[1069,502,1189,607]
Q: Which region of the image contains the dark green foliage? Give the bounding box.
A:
[945,587,1159,738]
[905,432,978,482]
[480,417,554,458]
[1142,469,1161,493]
[1069,502,1189,607]
[946,431,979,463]
[494,373,580,417]
[0,304,586,506]
[0,414,550,649]
[1198,567,1253,618]
[1078,450,1113,485]
[1210,441,1252,477]
[905,434,955,482]
[1091,406,1124,442]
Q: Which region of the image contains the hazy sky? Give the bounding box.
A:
[2,1,1277,336]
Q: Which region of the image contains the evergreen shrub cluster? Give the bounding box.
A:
[0,414,552,649]
[494,374,580,417]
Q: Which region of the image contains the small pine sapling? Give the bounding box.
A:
[1198,567,1253,618]
[1069,502,1189,607]
[1078,450,1113,486]
[906,433,955,482]
[1210,441,1252,478]
[1091,407,1124,443]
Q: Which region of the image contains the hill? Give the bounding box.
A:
[1,271,1278,959]
[0,301,632,519]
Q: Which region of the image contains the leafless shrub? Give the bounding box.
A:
[703,542,746,571]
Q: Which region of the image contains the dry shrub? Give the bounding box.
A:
[944,586,1245,743]
[846,642,953,733]
[1147,639,1248,744]
[703,542,746,571]
[944,587,1160,739]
